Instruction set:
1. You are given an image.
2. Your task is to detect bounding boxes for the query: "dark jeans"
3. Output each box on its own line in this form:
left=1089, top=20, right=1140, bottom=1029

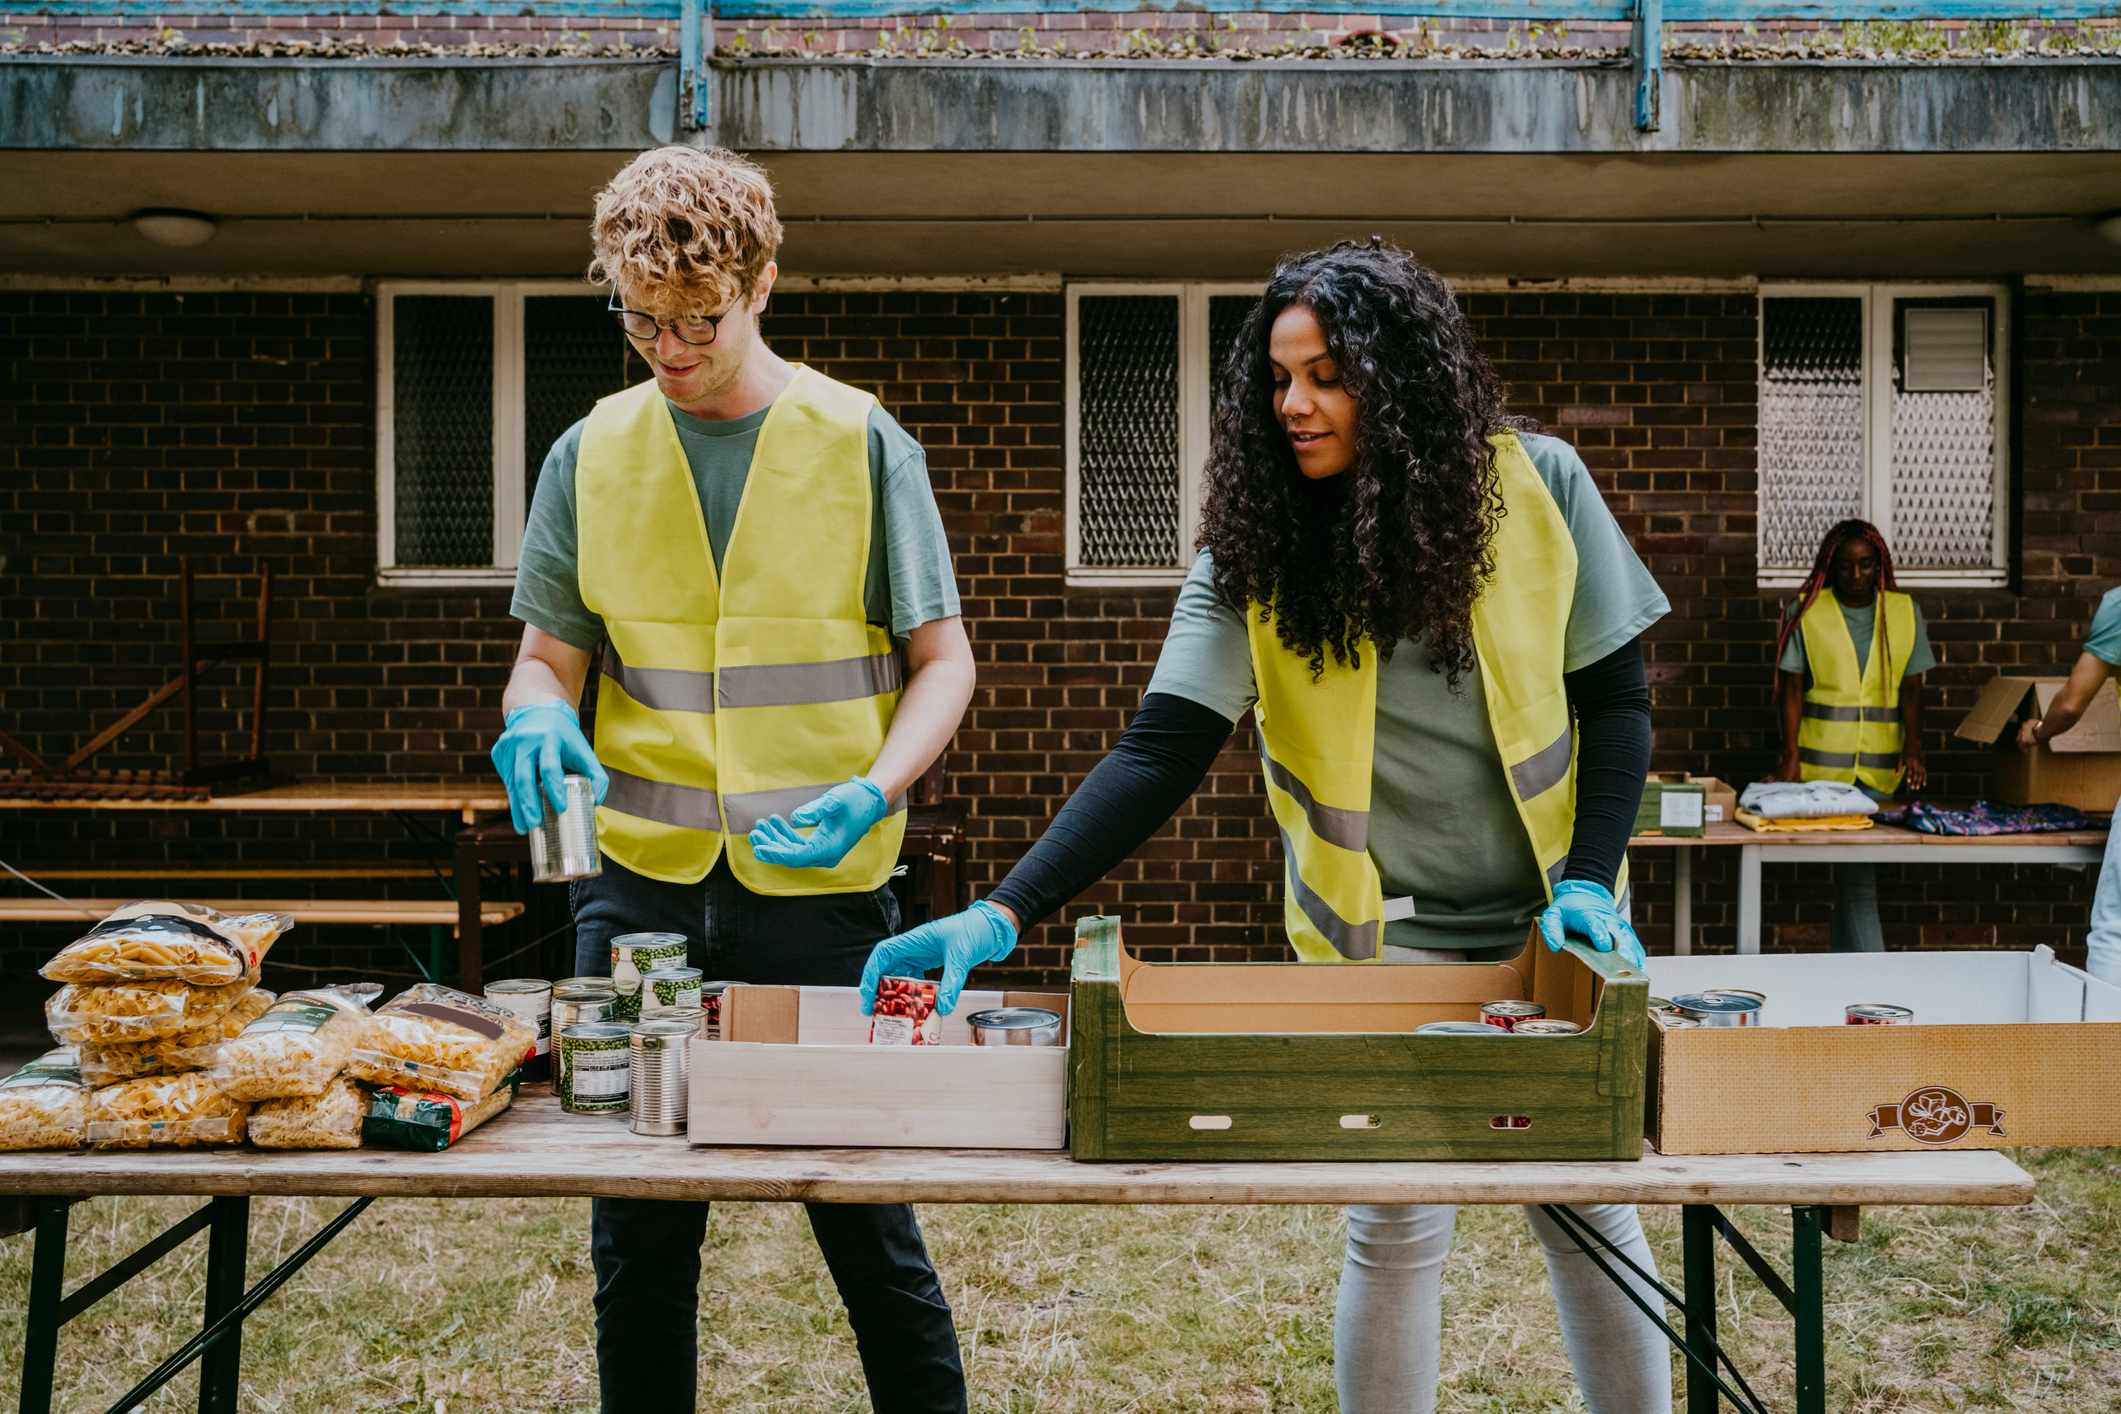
left=570, top=855, right=967, bottom=1414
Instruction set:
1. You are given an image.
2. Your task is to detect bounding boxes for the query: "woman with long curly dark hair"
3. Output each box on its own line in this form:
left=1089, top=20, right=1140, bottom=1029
left=861, top=240, right=1672, bottom=1411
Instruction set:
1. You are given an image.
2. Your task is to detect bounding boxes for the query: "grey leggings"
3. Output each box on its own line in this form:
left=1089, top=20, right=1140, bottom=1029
left=1335, top=1202, right=1673, bottom=1413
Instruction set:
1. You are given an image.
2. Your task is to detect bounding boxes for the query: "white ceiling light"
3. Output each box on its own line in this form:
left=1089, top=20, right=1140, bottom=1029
left=2095, top=212, right=2121, bottom=247
left=130, top=209, right=219, bottom=248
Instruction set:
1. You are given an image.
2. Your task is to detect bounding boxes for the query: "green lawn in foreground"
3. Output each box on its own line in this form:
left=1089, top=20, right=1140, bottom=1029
left=2, top=1148, right=2116, bottom=1412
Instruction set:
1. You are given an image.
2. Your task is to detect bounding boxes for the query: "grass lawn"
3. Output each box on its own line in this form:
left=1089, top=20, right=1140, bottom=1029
left=2, top=1148, right=2116, bottom=1412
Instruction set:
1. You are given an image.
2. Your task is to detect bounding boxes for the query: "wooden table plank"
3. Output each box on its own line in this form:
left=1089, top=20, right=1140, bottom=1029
left=0, top=1092, right=2036, bottom=1208
left=0, top=898, right=523, bottom=927
left=0, top=780, right=507, bottom=817
left=1630, top=821, right=2108, bottom=850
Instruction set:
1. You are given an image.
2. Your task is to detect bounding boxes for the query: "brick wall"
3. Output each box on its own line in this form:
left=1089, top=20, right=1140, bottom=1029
left=3, top=285, right=2114, bottom=984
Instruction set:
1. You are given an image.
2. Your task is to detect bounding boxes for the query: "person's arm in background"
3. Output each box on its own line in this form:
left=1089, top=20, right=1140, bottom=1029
left=2018, top=651, right=2117, bottom=751
left=1898, top=673, right=1928, bottom=792
left=1769, top=671, right=1805, bottom=782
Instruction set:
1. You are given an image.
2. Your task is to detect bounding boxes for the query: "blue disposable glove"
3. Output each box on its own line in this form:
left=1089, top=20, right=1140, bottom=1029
left=489, top=701, right=608, bottom=836
left=860, top=900, right=1019, bottom=1016
left=1537, top=879, right=1647, bottom=973
left=747, top=776, right=890, bottom=869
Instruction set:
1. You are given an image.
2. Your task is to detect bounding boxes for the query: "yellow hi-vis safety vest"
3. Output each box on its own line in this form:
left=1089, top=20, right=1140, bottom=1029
left=1246, top=432, right=1625, bottom=963
left=575, top=367, right=907, bottom=893
left=1795, top=588, right=1914, bottom=796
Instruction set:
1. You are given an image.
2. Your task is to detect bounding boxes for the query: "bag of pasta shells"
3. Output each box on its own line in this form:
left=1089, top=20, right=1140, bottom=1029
left=47, top=977, right=252, bottom=1045
left=41, top=902, right=290, bottom=986
left=211, top=984, right=379, bottom=1102
left=249, top=1075, right=366, bottom=1151
left=0, top=1047, right=88, bottom=1151
left=345, top=983, right=535, bottom=1102
left=76, top=988, right=277, bottom=1085
left=86, top=1072, right=250, bottom=1149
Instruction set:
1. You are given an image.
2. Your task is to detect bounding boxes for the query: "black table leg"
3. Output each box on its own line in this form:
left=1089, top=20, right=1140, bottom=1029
left=1793, top=1206, right=1827, bottom=1414
left=196, top=1196, right=249, bottom=1414
left=1683, top=1205, right=1719, bottom=1414
left=19, top=1198, right=68, bottom=1414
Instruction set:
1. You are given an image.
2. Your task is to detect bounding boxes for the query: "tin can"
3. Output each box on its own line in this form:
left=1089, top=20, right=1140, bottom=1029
left=965, top=1007, right=1063, bottom=1047
left=1846, top=1003, right=1914, bottom=1025
left=1414, top=1021, right=1508, bottom=1036
left=1654, top=1015, right=1702, bottom=1029
left=1647, top=996, right=1681, bottom=1015
left=551, top=980, right=617, bottom=1037
left=699, top=981, right=738, bottom=1041
left=610, top=933, right=688, bottom=1021
left=641, top=966, right=704, bottom=1023
left=1672, top=991, right=1763, bottom=1028
left=1721, top=988, right=1768, bottom=1022
left=527, top=774, right=602, bottom=884
left=1479, top=1000, right=1546, bottom=1032
left=484, top=978, right=553, bottom=1081
left=556, top=1022, right=631, bottom=1114
left=629, top=1018, right=696, bottom=1136
left=1514, top=1019, right=1583, bottom=1036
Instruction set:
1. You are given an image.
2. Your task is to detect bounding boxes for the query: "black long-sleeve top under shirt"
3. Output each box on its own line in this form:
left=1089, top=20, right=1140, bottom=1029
left=986, top=636, right=1653, bottom=931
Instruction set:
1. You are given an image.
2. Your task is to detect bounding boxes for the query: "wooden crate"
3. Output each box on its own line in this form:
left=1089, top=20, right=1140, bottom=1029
left=1068, top=915, right=1647, bottom=1162
left=689, top=984, right=1071, bottom=1150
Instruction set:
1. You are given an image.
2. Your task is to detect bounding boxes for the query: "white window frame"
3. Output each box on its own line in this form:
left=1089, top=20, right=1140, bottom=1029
left=375, top=278, right=604, bottom=588
left=1064, top=281, right=1262, bottom=588
left=1757, top=281, right=2011, bottom=591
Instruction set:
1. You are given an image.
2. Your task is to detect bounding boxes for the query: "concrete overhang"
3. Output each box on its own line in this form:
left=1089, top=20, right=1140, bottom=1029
left=4, top=55, right=2119, bottom=278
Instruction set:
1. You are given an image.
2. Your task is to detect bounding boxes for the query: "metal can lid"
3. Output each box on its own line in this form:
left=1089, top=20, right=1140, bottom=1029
left=1656, top=1016, right=1702, bottom=1028
left=485, top=978, right=553, bottom=997
left=1414, top=1021, right=1506, bottom=1035
left=1719, top=988, right=1767, bottom=1003
left=643, top=965, right=703, bottom=982
left=1847, top=1003, right=1913, bottom=1017
left=1647, top=996, right=1679, bottom=1012
left=553, top=983, right=617, bottom=1003
left=555, top=976, right=616, bottom=993
left=559, top=1022, right=631, bottom=1041
left=612, top=932, right=687, bottom=947
left=1480, top=1000, right=1545, bottom=1016
left=964, top=1007, right=1062, bottom=1030
left=699, top=980, right=738, bottom=996
left=630, top=1018, right=700, bottom=1038
left=1514, top=1020, right=1583, bottom=1035
left=1672, top=990, right=1763, bottom=1014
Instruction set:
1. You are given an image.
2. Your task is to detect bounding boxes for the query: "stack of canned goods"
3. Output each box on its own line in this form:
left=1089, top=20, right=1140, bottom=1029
left=1645, top=990, right=1917, bottom=1030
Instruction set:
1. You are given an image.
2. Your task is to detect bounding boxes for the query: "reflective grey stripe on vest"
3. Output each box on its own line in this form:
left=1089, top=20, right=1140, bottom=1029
left=1857, top=751, right=1901, bottom=770
left=603, top=644, right=715, bottom=715
left=1270, top=819, right=1378, bottom=961
left=1546, top=856, right=1568, bottom=889
left=1799, top=747, right=1857, bottom=769
left=1259, top=747, right=1368, bottom=852
left=1509, top=725, right=1575, bottom=802
left=603, top=767, right=723, bottom=832
left=723, top=783, right=910, bottom=835
left=718, top=653, right=904, bottom=710
left=1801, top=703, right=1896, bottom=724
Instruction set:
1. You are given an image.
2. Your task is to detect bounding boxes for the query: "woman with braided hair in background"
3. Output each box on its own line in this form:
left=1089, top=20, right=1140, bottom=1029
left=1765, top=518, right=1935, bottom=951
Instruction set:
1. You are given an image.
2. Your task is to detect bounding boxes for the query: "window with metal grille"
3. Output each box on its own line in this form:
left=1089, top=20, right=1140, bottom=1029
left=1757, top=284, right=2010, bottom=589
left=377, top=282, right=633, bottom=587
left=1066, top=284, right=1262, bottom=586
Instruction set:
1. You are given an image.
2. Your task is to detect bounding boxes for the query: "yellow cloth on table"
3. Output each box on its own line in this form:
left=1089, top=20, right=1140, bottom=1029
left=1735, top=810, right=1876, bottom=833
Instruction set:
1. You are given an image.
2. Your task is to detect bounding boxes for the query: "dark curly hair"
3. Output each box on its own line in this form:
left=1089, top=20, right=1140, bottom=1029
left=1199, top=238, right=1519, bottom=686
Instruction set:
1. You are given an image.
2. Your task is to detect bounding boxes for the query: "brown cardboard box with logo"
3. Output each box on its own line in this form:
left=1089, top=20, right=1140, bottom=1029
left=1646, top=948, right=2121, bottom=1155
left=1954, top=675, right=2121, bottom=812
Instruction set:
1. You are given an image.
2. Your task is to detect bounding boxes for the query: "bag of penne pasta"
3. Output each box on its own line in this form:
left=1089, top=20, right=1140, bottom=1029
left=41, top=902, right=291, bottom=986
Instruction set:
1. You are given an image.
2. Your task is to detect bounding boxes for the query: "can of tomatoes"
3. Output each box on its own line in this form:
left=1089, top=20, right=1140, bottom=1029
left=1846, top=1003, right=1914, bottom=1025
left=1479, top=1000, right=1546, bottom=1032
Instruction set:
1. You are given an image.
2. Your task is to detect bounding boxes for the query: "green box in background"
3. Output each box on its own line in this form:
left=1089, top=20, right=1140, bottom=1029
left=1635, top=775, right=1706, bottom=837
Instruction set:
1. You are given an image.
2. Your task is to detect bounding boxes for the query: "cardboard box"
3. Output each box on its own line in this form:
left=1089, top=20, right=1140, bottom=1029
left=1647, top=947, right=2121, bottom=1155
left=688, top=985, right=1070, bottom=1149
left=1636, top=774, right=1707, bottom=836
left=1954, top=675, right=2121, bottom=812
left=1069, top=915, right=1648, bottom=1162
left=1690, top=775, right=1739, bottom=826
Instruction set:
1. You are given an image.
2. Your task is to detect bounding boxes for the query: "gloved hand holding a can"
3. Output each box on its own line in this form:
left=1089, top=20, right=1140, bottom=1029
left=490, top=700, right=610, bottom=835
left=859, top=900, right=1019, bottom=1016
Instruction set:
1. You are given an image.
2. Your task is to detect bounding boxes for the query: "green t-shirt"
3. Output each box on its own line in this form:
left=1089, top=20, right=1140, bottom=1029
left=1145, top=433, right=1670, bottom=953
left=2085, top=588, right=2121, bottom=667
left=1777, top=596, right=1935, bottom=682
left=510, top=397, right=960, bottom=651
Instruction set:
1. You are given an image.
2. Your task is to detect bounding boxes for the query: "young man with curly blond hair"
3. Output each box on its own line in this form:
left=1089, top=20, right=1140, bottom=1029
left=490, top=145, right=975, bottom=1413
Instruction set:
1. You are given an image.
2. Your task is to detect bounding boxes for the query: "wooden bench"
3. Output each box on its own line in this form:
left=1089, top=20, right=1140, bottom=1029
left=0, top=897, right=522, bottom=930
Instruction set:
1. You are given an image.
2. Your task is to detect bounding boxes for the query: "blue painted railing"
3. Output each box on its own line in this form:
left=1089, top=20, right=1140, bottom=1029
left=12, top=0, right=2114, bottom=136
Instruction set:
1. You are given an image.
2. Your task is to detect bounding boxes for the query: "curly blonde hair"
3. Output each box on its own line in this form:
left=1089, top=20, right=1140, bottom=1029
left=587, top=146, right=783, bottom=316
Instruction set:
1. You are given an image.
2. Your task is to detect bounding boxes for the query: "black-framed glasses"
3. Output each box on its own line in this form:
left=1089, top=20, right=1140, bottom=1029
left=608, top=293, right=730, bottom=347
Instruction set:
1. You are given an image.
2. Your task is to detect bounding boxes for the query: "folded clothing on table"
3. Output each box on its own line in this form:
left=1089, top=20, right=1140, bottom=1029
left=1738, top=781, right=1882, bottom=820
left=1873, top=800, right=2103, bottom=837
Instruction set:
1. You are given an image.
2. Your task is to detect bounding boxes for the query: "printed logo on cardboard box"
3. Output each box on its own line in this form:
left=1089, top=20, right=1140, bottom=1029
left=1867, top=1086, right=2006, bottom=1144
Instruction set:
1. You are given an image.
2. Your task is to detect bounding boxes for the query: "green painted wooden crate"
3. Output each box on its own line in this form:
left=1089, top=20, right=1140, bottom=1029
left=1068, top=915, right=1648, bottom=1162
